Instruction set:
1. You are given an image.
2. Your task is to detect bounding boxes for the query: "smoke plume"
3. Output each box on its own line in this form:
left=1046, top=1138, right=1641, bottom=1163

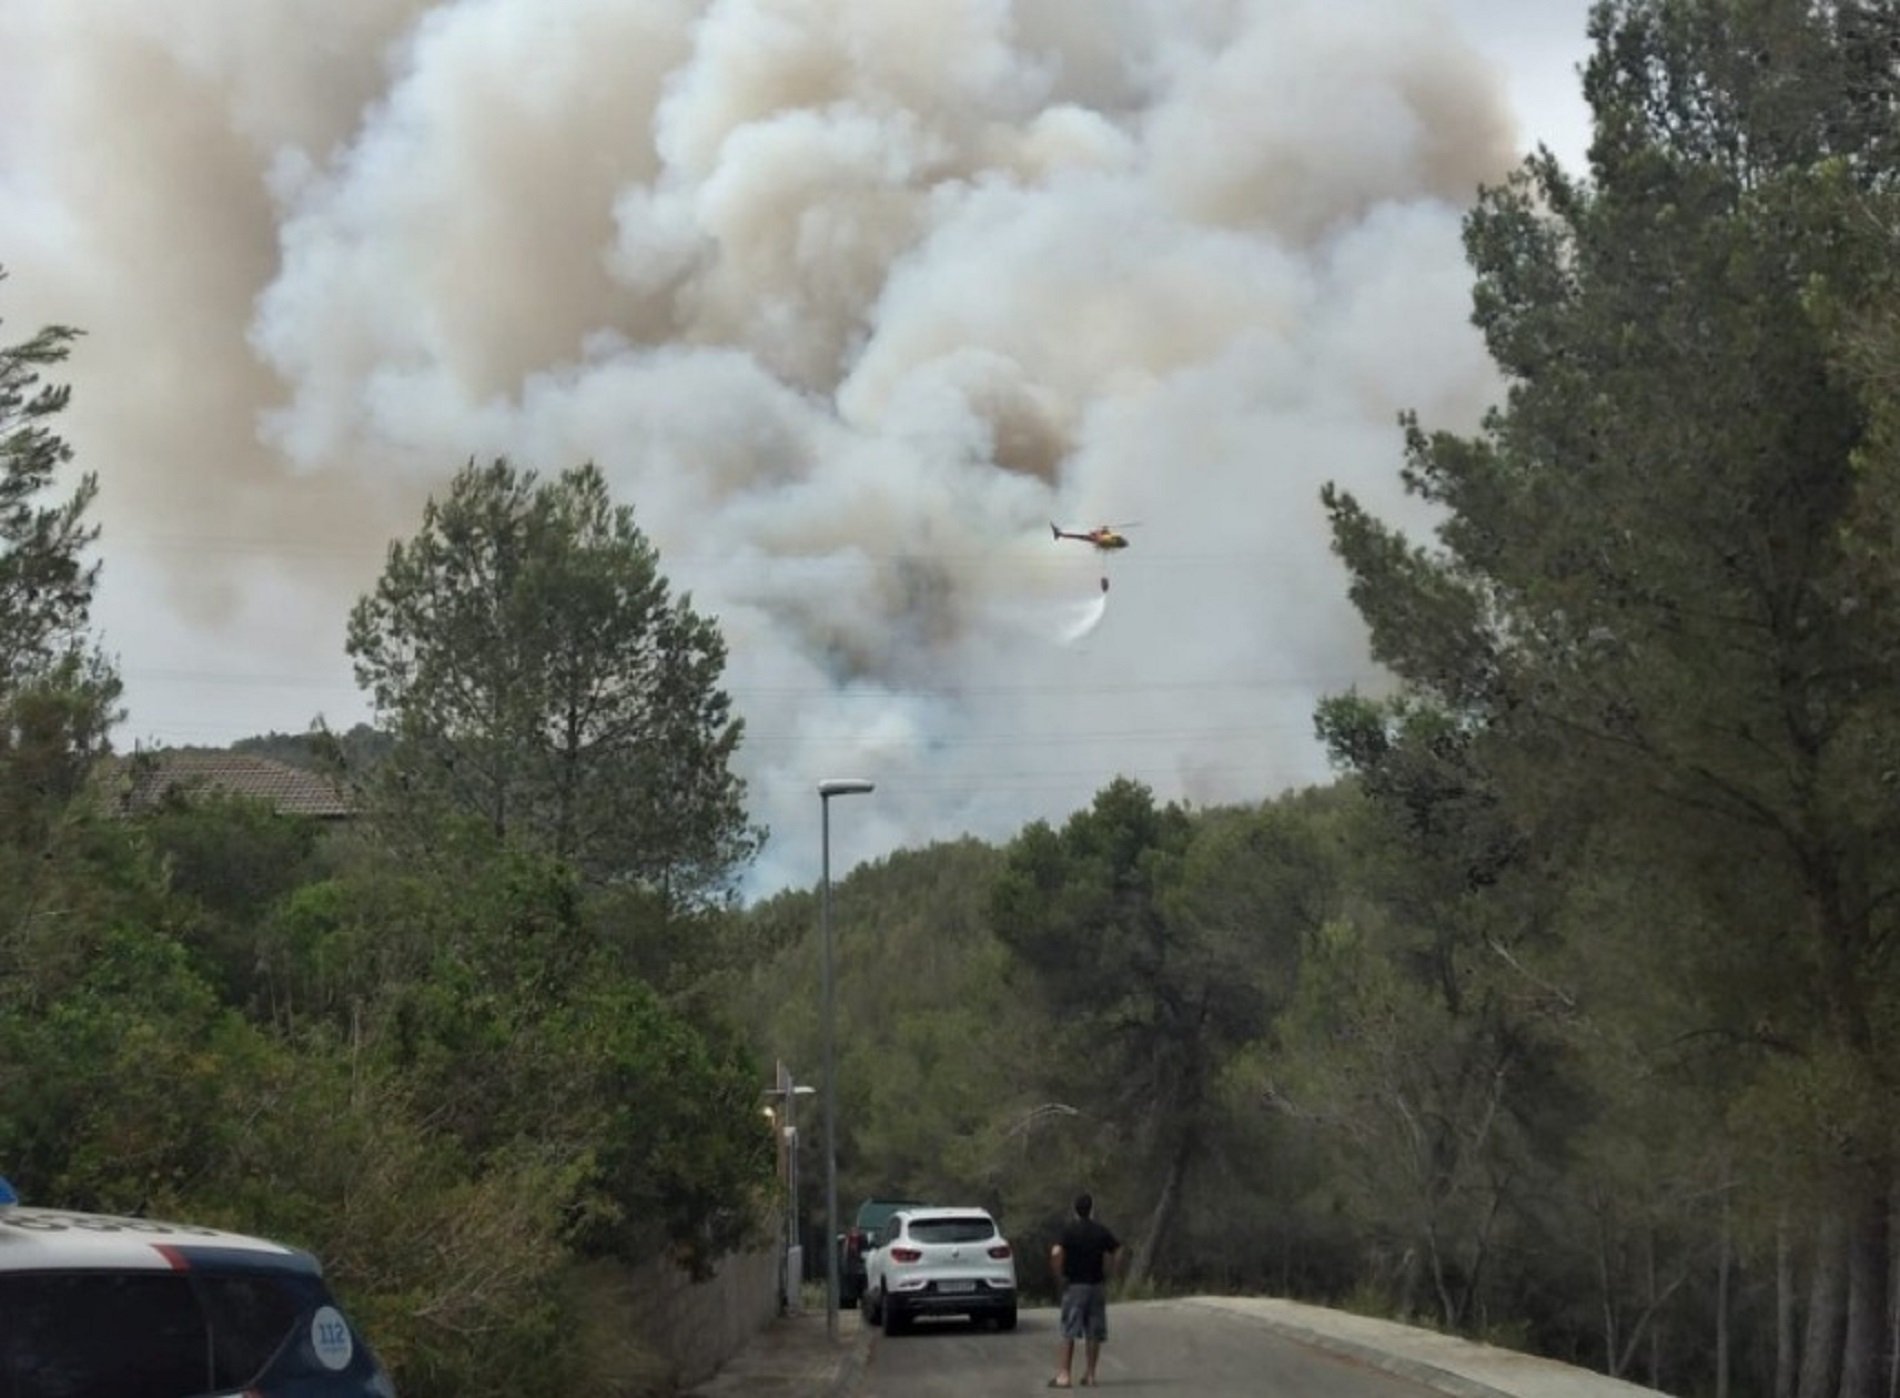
left=0, top=0, right=1585, bottom=891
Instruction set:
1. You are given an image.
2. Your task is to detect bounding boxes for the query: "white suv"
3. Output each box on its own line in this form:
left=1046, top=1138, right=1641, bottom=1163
left=862, top=1206, right=1018, bottom=1335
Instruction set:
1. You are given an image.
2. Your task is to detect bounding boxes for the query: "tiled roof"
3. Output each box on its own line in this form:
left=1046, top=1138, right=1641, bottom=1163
left=110, top=751, right=355, bottom=819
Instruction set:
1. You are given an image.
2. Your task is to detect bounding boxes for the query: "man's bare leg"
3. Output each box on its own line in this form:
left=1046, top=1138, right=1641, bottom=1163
left=1084, top=1339, right=1101, bottom=1384
left=1052, top=1338, right=1075, bottom=1386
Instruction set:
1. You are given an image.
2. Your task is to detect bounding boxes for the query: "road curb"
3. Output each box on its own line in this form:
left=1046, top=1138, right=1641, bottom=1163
left=830, top=1321, right=876, bottom=1397
left=1176, top=1297, right=1675, bottom=1398
left=1177, top=1299, right=1518, bottom=1398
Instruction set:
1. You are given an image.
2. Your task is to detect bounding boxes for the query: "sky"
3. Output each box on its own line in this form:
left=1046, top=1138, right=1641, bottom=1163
left=0, top=0, right=1597, bottom=894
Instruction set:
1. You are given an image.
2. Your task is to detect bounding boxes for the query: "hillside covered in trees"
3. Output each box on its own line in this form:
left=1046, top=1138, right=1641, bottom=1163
left=3, top=4, right=1898, bottom=1398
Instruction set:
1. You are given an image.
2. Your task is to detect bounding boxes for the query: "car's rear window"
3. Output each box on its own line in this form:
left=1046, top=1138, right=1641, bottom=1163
left=0, top=1266, right=363, bottom=1396
left=205, top=1267, right=365, bottom=1387
left=199, top=1270, right=310, bottom=1384
left=908, top=1217, right=996, bottom=1244
left=0, top=1271, right=210, bottom=1397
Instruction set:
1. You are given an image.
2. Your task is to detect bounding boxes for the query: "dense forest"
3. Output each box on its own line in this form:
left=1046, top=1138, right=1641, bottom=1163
left=3, top=4, right=1898, bottom=1398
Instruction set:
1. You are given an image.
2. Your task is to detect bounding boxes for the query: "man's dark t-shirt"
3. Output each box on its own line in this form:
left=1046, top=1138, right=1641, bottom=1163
left=1058, top=1217, right=1120, bottom=1285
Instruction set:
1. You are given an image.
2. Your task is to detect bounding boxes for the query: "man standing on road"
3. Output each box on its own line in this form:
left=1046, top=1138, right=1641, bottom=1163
left=1048, top=1192, right=1121, bottom=1389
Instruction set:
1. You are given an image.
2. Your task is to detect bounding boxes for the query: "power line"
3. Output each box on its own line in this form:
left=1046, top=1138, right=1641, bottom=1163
left=104, top=530, right=1304, bottom=571
left=116, top=715, right=1326, bottom=748
left=118, top=666, right=1375, bottom=696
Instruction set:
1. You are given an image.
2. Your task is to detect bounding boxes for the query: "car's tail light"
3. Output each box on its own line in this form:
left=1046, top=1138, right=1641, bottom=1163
left=988, top=1244, right=1012, bottom=1259
left=889, top=1246, right=923, bottom=1263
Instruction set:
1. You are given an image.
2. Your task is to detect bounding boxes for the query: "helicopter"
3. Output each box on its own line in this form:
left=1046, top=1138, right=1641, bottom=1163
left=1051, top=521, right=1138, bottom=552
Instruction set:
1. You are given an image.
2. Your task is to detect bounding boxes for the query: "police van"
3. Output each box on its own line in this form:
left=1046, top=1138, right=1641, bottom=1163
left=0, top=1177, right=397, bottom=1397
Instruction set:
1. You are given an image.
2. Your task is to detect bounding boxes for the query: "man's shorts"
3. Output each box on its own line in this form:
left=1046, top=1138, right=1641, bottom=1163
left=1060, top=1282, right=1109, bottom=1342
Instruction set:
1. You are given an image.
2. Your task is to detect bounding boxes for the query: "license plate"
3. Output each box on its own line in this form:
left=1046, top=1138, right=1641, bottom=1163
left=936, top=1280, right=974, bottom=1293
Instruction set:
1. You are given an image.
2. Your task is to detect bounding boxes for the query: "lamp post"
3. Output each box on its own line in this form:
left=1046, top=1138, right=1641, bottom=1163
left=762, top=1066, right=816, bottom=1313
left=818, top=777, right=874, bottom=1341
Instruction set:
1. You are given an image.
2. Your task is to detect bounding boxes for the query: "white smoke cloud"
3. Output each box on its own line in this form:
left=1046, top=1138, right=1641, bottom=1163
left=0, top=0, right=1594, bottom=893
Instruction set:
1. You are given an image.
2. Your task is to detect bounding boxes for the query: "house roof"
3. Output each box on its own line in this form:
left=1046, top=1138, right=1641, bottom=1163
left=110, top=751, right=355, bottom=819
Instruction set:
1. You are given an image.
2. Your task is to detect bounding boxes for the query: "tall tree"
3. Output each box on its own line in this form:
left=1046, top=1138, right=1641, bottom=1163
left=1265, top=749, right=1582, bottom=1337
left=0, top=267, right=119, bottom=844
left=0, top=270, right=95, bottom=687
left=347, top=459, right=760, bottom=905
left=0, top=267, right=123, bottom=1047
left=1320, top=3, right=1900, bottom=1394
left=991, top=780, right=1276, bottom=1284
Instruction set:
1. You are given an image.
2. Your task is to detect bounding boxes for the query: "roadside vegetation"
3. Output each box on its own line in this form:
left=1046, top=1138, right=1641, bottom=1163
left=0, top=342, right=775, bottom=1395
left=2, top=5, right=1897, bottom=1398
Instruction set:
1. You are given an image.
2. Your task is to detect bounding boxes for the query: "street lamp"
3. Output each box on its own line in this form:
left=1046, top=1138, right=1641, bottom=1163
left=818, top=777, right=874, bottom=1342
left=761, top=1069, right=816, bottom=1313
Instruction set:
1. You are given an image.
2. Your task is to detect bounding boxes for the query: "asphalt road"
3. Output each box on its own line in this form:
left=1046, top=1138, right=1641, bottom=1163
left=858, top=1298, right=1446, bottom=1397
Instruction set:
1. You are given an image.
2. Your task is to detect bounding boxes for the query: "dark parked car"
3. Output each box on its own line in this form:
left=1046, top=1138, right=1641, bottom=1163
left=0, top=1176, right=397, bottom=1396
left=839, top=1196, right=926, bottom=1308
